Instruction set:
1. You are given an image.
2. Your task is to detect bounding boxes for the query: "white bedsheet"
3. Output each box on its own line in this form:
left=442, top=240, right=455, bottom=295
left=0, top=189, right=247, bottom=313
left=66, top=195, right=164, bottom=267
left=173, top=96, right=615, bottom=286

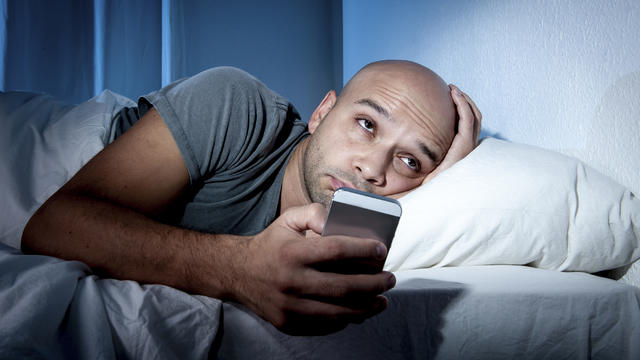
left=0, top=242, right=221, bottom=359
left=215, top=266, right=640, bottom=359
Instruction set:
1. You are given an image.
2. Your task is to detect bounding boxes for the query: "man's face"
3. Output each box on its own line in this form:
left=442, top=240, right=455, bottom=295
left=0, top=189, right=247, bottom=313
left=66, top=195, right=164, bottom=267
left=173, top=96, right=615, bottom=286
left=302, top=65, right=455, bottom=207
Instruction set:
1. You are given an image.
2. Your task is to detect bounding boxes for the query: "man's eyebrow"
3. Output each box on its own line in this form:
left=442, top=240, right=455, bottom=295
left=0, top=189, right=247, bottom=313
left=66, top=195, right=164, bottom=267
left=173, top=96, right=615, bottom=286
left=419, top=142, right=438, bottom=163
left=354, top=98, right=391, bottom=119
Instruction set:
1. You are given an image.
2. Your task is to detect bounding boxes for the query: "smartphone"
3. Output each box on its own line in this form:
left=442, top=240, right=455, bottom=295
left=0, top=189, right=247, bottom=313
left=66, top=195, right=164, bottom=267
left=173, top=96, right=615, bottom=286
left=322, top=187, right=402, bottom=249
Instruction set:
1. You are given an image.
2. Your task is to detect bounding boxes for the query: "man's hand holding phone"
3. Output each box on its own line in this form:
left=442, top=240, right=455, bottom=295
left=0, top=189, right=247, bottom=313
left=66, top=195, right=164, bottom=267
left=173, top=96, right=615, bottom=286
left=230, top=202, right=396, bottom=335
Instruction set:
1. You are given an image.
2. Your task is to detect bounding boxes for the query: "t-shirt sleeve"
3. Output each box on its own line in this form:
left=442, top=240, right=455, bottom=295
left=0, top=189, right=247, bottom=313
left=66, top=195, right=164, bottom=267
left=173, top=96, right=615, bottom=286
left=138, top=67, right=294, bottom=184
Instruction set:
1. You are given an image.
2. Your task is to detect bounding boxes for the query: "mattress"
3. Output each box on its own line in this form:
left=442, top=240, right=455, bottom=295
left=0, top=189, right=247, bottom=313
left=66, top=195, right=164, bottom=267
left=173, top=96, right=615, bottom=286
left=214, top=265, right=640, bottom=359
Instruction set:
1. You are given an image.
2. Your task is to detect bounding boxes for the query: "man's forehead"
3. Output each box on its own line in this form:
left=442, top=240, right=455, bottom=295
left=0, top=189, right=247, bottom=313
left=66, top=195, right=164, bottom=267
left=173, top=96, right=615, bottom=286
left=347, top=71, right=442, bottom=119
left=345, top=61, right=453, bottom=117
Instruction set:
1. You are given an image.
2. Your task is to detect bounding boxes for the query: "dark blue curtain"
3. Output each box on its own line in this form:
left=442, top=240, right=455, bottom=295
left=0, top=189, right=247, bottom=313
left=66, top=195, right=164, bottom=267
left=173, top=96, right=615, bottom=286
left=0, top=0, right=342, bottom=120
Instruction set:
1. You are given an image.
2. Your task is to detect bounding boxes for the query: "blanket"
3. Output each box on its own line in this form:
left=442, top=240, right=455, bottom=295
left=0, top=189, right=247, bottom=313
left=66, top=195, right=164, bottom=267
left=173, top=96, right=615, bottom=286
left=0, top=243, right=221, bottom=359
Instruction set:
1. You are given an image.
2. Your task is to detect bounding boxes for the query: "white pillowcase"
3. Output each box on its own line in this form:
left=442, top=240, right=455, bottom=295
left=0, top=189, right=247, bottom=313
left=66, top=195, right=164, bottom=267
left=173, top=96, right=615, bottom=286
left=385, top=137, right=640, bottom=273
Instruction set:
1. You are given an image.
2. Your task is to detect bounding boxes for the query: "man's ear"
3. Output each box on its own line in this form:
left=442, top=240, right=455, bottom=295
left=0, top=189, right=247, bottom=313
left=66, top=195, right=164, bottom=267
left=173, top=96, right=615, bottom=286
left=308, top=90, right=337, bottom=134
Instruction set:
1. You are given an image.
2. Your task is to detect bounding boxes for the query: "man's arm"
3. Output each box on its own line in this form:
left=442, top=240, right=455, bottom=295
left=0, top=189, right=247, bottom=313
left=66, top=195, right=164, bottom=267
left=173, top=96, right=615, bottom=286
left=22, top=109, right=198, bottom=286
left=22, top=108, right=393, bottom=335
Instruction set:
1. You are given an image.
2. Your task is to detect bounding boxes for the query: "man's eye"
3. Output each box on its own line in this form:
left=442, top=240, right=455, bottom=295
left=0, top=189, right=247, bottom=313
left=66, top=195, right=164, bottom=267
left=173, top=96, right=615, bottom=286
left=357, top=119, right=374, bottom=133
left=401, top=156, right=419, bottom=171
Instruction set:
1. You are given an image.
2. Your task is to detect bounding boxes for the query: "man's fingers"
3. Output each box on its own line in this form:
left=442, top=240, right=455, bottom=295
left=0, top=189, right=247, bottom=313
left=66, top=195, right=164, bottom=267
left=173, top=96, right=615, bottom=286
left=301, top=270, right=396, bottom=299
left=464, top=91, right=482, bottom=145
left=449, top=85, right=475, bottom=141
left=295, top=294, right=388, bottom=319
left=458, top=87, right=482, bottom=124
left=277, top=206, right=388, bottom=265
left=302, top=235, right=387, bottom=264
left=276, top=295, right=389, bottom=335
left=281, top=203, right=327, bottom=234
left=290, top=295, right=388, bottom=316
left=450, top=84, right=481, bottom=119
left=450, top=84, right=482, bottom=145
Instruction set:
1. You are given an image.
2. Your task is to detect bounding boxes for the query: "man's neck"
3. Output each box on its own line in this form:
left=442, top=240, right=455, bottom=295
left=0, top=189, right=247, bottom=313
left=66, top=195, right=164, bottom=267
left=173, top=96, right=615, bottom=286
left=280, top=137, right=312, bottom=214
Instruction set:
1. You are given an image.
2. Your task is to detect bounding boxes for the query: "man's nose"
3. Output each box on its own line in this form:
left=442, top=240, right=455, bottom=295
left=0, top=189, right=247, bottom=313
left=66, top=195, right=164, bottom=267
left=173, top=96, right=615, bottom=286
left=353, top=152, right=387, bottom=187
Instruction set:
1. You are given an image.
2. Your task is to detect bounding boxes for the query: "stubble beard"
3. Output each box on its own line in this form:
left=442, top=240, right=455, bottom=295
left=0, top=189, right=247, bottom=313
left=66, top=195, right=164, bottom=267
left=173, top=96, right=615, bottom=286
left=302, top=135, right=332, bottom=208
left=302, top=133, right=374, bottom=208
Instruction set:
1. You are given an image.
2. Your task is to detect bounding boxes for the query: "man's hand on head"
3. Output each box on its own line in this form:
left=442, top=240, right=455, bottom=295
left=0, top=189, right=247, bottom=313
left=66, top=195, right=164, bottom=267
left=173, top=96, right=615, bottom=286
left=389, top=85, right=482, bottom=200
left=421, top=84, right=482, bottom=185
left=229, top=203, right=395, bottom=336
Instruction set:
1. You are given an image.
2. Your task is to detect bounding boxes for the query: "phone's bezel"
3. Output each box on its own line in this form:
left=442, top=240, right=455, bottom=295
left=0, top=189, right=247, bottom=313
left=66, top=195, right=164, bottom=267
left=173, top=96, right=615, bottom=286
left=330, top=187, right=402, bottom=217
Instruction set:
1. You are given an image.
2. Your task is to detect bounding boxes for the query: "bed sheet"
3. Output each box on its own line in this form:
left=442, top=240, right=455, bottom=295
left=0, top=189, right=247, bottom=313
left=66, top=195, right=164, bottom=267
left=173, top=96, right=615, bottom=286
left=0, top=242, right=221, bottom=359
left=214, top=265, right=640, bottom=360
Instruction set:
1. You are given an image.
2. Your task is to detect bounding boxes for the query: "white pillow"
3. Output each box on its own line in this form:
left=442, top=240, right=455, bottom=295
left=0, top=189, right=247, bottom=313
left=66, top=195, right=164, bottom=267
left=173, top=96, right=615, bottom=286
left=385, top=137, right=640, bottom=273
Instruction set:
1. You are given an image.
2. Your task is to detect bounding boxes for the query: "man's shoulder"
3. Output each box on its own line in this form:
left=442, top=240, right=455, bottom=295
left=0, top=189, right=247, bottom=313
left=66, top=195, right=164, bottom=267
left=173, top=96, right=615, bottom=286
left=189, top=67, right=282, bottom=103
left=195, top=66, right=259, bottom=86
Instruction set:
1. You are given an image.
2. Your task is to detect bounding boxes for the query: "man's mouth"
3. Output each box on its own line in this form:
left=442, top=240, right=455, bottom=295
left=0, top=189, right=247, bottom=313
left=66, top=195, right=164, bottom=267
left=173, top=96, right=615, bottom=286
left=329, top=176, right=356, bottom=191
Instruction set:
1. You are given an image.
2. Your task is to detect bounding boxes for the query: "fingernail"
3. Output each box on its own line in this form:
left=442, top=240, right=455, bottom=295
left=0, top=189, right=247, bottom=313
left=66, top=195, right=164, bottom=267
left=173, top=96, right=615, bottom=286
left=376, top=296, right=388, bottom=311
left=376, top=244, right=387, bottom=259
left=453, top=87, right=462, bottom=96
left=387, top=274, right=396, bottom=289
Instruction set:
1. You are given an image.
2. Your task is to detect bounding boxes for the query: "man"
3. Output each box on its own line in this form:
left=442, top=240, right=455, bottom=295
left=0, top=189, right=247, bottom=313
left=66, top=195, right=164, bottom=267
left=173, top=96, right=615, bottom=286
left=22, top=60, right=481, bottom=335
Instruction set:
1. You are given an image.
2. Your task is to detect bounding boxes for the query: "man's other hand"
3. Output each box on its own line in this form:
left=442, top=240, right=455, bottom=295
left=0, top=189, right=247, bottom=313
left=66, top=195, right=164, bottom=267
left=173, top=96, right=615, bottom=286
left=421, top=84, right=482, bottom=185
left=389, top=85, right=481, bottom=200
left=230, top=203, right=396, bottom=335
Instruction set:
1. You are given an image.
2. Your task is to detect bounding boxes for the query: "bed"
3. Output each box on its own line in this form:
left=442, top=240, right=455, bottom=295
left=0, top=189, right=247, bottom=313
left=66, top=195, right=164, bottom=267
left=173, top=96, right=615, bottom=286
left=1, top=90, right=639, bottom=359
left=218, top=266, right=640, bottom=359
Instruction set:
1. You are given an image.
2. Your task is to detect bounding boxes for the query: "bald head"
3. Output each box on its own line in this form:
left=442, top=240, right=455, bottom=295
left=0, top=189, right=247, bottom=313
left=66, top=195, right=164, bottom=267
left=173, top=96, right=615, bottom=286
left=300, top=60, right=458, bottom=205
left=339, top=60, right=456, bottom=160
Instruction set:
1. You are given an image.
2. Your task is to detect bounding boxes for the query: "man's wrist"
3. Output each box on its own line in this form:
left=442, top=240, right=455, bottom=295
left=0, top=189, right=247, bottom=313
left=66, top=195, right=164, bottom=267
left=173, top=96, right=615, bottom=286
left=178, top=231, right=251, bottom=301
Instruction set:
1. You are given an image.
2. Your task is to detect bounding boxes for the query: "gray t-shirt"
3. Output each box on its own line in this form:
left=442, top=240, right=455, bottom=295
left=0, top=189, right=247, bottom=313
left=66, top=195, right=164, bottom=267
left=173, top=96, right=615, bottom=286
left=138, top=67, right=309, bottom=236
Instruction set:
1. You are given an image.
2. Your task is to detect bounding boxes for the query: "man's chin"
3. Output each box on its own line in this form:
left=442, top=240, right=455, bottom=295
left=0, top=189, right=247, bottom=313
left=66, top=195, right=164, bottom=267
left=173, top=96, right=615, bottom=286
left=320, top=191, right=334, bottom=209
left=309, top=189, right=333, bottom=209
